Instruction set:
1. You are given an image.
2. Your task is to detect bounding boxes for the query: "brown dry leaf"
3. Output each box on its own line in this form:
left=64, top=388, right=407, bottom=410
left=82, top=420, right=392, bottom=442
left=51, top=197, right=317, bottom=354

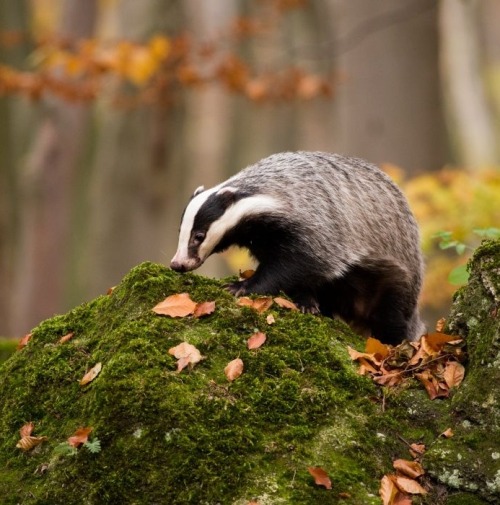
left=19, top=422, right=34, bottom=438
left=239, top=269, right=255, bottom=280
left=422, top=332, right=457, bottom=354
left=16, top=435, right=48, bottom=451
left=168, top=342, right=203, bottom=372
left=415, top=370, right=448, bottom=400
left=225, top=358, right=244, bottom=381
left=441, top=428, right=454, bottom=438
left=152, top=293, right=197, bottom=318
left=106, top=286, right=116, bottom=295
left=435, top=317, right=446, bottom=332
left=409, top=443, right=426, bottom=459
left=273, top=296, right=299, bottom=311
left=59, top=332, right=74, bottom=344
left=373, top=372, right=403, bottom=387
left=68, top=427, right=93, bottom=448
left=307, top=466, right=332, bottom=490
left=347, top=346, right=381, bottom=367
left=17, top=333, right=32, bottom=350
left=237, top=296, right=273, bottom=313
left=80, top=362, right=102, bottom=386
left=394, top=476, right=427, bottom=495
left=443, top=361, right=465, bottom=389
left=193, top=301, right=216, bottom=318
left=247, top=332, right=267, bottom=350
left=357, top=358, right=380, bottom=375
left=393, top=459, right=425, bottom=479
left=365, top=337, right=390, bottom=359
left=379, top=475, right=398, bottom=505
left=407, top=342, right=428, bottom=366
left=266, top=314, right=275, bottom=325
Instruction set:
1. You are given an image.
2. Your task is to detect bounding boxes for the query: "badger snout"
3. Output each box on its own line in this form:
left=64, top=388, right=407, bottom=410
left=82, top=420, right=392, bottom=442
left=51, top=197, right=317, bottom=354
left=170, top=260, right=188, bottom=273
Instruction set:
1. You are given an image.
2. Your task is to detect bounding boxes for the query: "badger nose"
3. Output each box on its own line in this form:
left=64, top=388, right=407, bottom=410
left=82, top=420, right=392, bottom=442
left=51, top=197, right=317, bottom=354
left=170, top=261, right=187, bottom=273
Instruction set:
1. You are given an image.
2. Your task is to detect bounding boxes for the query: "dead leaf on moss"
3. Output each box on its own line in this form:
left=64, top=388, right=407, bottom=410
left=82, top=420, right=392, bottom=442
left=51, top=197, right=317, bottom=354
left=17, top=333, right=32, bottom=350
left=394, top=476, right=427, bottom=495
left=380, top=475, right=398, bottom=505
left=409, top=443, right=426, bottom=459
left=80, top=362, right=102, bottom=386
left=168, top=342, right=204, bottom=372
left=393, top=459, right=425, bottom=479
left=443, top=361, right=465, bottom=389
left=16, top=422, right=48, bottom=452
left=193, top=301, right=216, bottom=318
left=307, top=466, right=332, bottom=490
left=266, top=314, right=275, bottom=325
left=225, top=358, right=244, bottom=381
left=365, top=337, right=390, bottom=359
left=237, top=296, right=273, bottom=313
left=68, top=427, right=93, bottom=448
left=59, top=332, right=74, bottom=344
left=247, top=331, right=266, bottom=350
left=440, top=428, right=454, bottom=438
left=273, top=296, right=298, bottom=311
left=152, top=293, right=197, bottom=317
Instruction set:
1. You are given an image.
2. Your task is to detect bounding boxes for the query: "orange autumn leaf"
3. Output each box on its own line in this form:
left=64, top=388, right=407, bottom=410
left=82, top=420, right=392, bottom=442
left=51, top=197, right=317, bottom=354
left=435, top=317, right=446, bottom=332
left=443, top=361, right=465, bottom=389
left=393, top=459, right=425, bottom=479
left=409, top=443, right=426, bottom=459
left=237, top=296, right=273, bottom=313
left=347, top=346, right=381, bottom=366
left=239, top=269, right=255, bottom=280
left=80, top=362, right=102, bottom=386
left=17, top=333, right=32, bottom=350
left=266, top=314, right=275, bottom=325
left=273, top=296, right=299, bottom=311
left=16, top=435, right=48, bottom=451
left=308, top=466, right=332, bottom=490
left=422, top=332, right=457, bottom=354
left=394, top=476, right=427, bottom=495
left=380, top=475, right=398, bottom=505
left=441, top=427, right=454, bottom=438
left=193, top=301, right=216, bottom=318
left=68, top=427, right=93, bottom=448
left=153, top=293, right=197, bottom=318
left=365, top=337, right=390, bottom=359
left=168, top=342, right=203, bottom=372
left=19, top=422, right=34, bottom=438
left=247, top=331, right=266, bottom=350
left=225, top=358, right=244, bottom=381
left=59, top=332, right=74, bottom=344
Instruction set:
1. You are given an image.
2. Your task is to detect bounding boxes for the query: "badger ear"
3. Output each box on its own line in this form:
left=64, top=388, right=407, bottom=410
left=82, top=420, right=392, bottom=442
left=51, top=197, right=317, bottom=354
left=216, top=186, right=239, bottom=207
left=193, top=185, right=205, bottom=197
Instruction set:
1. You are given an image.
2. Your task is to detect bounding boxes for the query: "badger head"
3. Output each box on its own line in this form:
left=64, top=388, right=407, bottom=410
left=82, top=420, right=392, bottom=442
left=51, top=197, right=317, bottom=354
left=170, top=184, right=279, bottom=272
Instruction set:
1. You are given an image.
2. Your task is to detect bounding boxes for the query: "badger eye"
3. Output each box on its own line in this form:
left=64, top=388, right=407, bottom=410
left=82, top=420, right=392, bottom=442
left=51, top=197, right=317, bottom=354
left=193, top=232, right=205, bottom=244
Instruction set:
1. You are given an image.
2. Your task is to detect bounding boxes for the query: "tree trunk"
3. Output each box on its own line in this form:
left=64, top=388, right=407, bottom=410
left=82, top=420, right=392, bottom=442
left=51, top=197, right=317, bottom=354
left=11, top=0, right=97, bottom=335
left=439, top=0, right=498, bottom=167
left=331, top=0, right=446, bottom=174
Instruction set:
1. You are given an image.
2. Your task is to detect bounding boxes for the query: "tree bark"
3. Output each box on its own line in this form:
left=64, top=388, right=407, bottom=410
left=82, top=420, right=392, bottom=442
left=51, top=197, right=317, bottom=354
left=11, top=0, right=97, bottom=335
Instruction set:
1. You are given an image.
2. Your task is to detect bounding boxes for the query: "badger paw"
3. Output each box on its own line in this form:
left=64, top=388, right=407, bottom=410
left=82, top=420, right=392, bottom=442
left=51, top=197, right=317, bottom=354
left=294, top=295, right=321, bottom=315
left=225, top=280, right=248, bottom=297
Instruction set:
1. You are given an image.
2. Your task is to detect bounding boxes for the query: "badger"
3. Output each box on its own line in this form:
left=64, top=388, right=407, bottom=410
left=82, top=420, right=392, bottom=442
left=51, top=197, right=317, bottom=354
left=171, top=151, right=425, bottom=344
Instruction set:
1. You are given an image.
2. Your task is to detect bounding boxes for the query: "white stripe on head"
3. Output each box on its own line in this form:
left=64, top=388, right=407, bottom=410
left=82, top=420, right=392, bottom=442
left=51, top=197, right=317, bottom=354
left=198, top=194, right=281, bottom=261
left=171, top=185, right=221, bottom=266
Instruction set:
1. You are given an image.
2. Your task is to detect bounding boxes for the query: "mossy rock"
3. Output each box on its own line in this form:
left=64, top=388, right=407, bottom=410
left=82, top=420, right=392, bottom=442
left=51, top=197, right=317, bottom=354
left=0, top=244, right=499, bottom=504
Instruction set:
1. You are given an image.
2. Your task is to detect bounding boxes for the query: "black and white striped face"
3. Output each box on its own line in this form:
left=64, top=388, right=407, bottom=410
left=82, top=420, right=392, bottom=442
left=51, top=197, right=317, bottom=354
left=170, top=184, right=279, bottom=272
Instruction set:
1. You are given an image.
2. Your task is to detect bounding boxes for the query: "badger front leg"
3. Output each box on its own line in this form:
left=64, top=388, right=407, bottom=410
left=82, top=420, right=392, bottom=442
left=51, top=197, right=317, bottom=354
left=226, top=262, right=321, bottom=314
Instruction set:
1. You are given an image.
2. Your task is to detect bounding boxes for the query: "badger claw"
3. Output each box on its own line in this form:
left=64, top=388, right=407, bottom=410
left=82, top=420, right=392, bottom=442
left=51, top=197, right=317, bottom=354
left=225, top=281, right=248, bottom=297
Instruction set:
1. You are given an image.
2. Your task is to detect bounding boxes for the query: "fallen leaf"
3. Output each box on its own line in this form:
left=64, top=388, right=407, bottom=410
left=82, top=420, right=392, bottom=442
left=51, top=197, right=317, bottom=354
left=440, top=428, right=454, bottom=438
left=394, top=476, right=427, bottom=495
left=393, top=459, right=425, bottom=479
left=435, top=317, right=446, bottom=332
left=365, top=337, right=390, bottom=359
left=16, top=435, right=48, bottom=451
left=237, top=296, right=273, bottom=313
left=422, top=332, right=457, bottom=354
left=273, top=296, right=299, bottom=311
left=409, top=443, right=426, bottom=458
left=193, top=301, right=216, bottom=318
left=307, top=466, right=332, bottom=490
left=17, top=333, right=32, bottom=350
left=80, top=362, right=102, bottom=386
left=168, top=342, right=203, bottom=372
left=347, top=346, right=381, bottom=366
left=19, top=422, right=34, bottom=438
left=106, top=286, right=116, bottom=295
left=247, top=332, right=266, bottom=350
left=373, top=372, right=403, bottom=387
left=225, top=358, right=244, bottom=381
left=59, top=332, right=74, bottom=344
left=152, top=293, right=197, bottom=317
left=68, top=427, right=93, bottom=448
left=393, top=493, right=412, bottom=505
left=266, top=314, right=275, bottom=325
left=415, top=370, right=448, bottom=400
left=443, top=361, right=465, bottom=389
left=380, top=475, right=398, bottom=505
left=239, top=269, right=255, bottom=279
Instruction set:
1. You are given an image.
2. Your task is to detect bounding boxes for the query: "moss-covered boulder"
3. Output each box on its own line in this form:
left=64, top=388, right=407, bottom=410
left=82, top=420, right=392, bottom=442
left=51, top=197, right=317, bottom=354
left=0, top=242, right=499, bottom=504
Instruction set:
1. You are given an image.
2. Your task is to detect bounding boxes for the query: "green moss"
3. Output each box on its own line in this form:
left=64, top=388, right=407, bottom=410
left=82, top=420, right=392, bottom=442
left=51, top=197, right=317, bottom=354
left=0, top=258, right=497, bottom=503
left=0, top=339, right=17, bottom=364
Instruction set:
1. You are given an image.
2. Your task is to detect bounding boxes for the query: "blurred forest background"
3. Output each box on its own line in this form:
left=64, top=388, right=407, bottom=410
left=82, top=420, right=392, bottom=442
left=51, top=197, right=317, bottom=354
left=1, top=0, right=500, bottom=339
